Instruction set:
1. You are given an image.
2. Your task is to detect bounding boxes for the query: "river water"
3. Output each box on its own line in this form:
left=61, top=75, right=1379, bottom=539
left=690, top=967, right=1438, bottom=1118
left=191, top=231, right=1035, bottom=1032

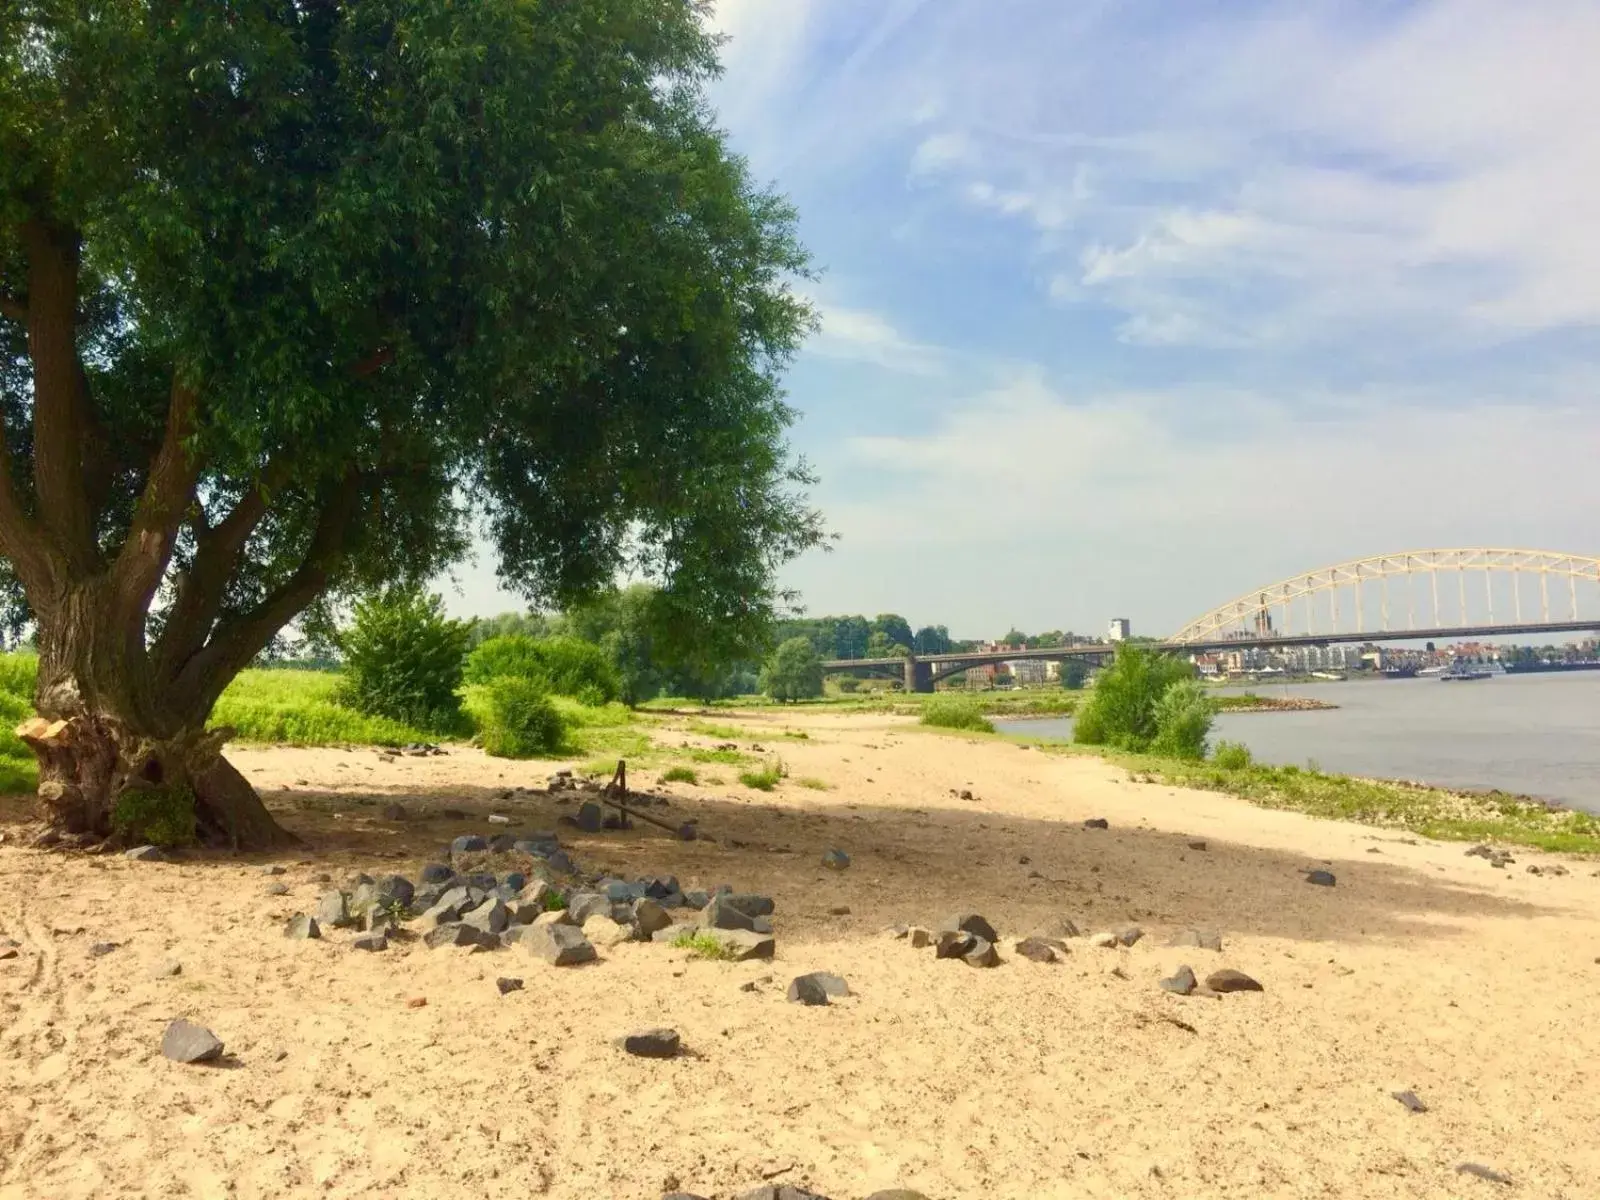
left=993, top=672, right=1600, bottom=814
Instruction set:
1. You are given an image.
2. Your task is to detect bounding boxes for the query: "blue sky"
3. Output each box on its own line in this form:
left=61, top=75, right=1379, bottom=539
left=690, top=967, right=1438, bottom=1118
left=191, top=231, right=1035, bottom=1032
left=449, top=0, right=1600, bottom=639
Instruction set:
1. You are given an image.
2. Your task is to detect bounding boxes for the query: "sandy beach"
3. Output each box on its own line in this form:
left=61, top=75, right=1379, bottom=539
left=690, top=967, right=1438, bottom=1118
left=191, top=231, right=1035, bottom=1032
left=2, top=708, right=1597, bottom=1199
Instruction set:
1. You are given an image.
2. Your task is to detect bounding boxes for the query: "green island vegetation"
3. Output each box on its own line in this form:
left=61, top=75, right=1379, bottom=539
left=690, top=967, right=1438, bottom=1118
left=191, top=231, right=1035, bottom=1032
left=918, top=694, right=996, bottom=734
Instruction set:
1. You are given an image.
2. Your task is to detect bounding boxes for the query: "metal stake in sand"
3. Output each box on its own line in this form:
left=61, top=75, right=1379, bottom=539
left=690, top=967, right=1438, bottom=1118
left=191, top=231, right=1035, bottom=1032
left=601, top=760, right=705, bottom=842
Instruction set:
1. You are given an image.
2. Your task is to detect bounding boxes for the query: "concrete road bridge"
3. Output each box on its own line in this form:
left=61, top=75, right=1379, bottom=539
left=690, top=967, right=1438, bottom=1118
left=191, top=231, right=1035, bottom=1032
left=823, top=548, right=1600, bottom=692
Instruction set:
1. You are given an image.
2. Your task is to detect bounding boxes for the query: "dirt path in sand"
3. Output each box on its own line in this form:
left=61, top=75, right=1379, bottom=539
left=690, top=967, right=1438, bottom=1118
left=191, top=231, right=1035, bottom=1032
left=1, top=709, right=1597, bottom=1199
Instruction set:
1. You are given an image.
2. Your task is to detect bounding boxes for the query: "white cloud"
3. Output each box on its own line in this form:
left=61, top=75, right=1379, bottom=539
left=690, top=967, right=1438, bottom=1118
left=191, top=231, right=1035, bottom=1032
left=806, top=299, right=946, bottom=375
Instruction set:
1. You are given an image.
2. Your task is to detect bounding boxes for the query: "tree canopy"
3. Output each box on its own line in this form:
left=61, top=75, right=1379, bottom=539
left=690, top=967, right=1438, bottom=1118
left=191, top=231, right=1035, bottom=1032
left=761, top=636, right=823, bottom=703
left=0, top=1, right=823, bottom=845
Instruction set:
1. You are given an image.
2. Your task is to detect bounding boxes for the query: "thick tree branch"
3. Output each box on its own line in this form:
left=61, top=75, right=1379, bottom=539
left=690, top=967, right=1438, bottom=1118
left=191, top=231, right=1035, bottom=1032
left=110, top=378, right=201, bottom=620
left=0, top=435, right=57, bottom=599
left=151, top=456, right=293, bottom=680
left=172, top=471, right=365, bottom=718
left=349, top=345, right=394, bottom=377
left=21, top=220, right=97, bottom=568
left=0, top=294, right=25, bottom=323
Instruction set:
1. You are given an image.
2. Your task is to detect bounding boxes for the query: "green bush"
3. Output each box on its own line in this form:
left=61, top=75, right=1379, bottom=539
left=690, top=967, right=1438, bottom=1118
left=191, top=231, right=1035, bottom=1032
left=1213, top=740, right=1253, bottom=770
left=919, top=694, right=994, bottom=734
left=463, top=635, right=620, bottom=702
left=661, top=765, right=699, bottom=784
left=480, top=677, right=568, bottom=759
left=336, top=589, right=469, bottom=731
left=1074, top=644, right=1194, bottom=752
left=1149, top=680, right=1215, bottom=761
left=111, top=784, right=197, bottom=847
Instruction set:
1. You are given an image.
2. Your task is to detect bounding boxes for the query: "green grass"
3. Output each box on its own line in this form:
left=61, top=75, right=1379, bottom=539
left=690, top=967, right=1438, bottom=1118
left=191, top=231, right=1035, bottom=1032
left=0, top=653, right=39, bottom=793
left=738, top=759, right=786, bottom=791
left=670, top=929, right=742, bottom=961
left=215, top=670, right=441, bottom=745
left=661, top=765, right=699, bottom=785
left=684, top=718, right=746, bottom=741
left=795, top=776, right=830, bottom=791
left=687, top=746, right=753, bottom=765
left=1026, top=737, right=1600, bottom=855
left=919, top=694, right=995, bottom=734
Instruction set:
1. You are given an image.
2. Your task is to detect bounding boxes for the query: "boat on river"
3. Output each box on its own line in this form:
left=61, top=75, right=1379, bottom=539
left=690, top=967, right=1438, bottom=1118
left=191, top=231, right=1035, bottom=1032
left=1440, top=664, right=1493, bottom=681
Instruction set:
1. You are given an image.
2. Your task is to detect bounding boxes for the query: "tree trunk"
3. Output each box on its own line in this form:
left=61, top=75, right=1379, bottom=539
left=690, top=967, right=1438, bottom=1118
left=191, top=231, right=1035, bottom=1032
left=21, top=585, right=296, bottom=851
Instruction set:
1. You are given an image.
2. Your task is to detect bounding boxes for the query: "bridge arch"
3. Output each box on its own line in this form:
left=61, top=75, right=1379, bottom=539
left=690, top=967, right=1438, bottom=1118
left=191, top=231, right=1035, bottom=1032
left=1171, top=548, right=1600, bottom=645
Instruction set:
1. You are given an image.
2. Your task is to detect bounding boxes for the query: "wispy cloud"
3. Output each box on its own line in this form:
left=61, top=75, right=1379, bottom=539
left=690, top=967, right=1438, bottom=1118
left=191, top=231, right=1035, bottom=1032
left=805, top=299, right=947, bottom=376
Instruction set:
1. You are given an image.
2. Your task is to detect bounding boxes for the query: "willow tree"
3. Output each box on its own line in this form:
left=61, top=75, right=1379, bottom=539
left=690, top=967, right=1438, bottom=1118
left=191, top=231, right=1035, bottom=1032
left=0, top=2, right=822, bottom=848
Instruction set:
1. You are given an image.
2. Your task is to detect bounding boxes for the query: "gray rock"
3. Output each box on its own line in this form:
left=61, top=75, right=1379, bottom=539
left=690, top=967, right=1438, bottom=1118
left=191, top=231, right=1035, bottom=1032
left=450, top=835, right=489, bottom=855
left=963, top=937, right=1000, bottom=968
left=828, top=905, right=851, bottom=916
left=425, top=923, right=497, bottom=949
left=722, top=894, right=776, bottom=918
left=940, top=912, right=999, bottom=943
left=750, top=915, right=774, bottom=935
left=545, top=850, right=577, bottom=875
left=1186, top=840, right=1208, bottom=851
left=489, top=834, right=517, bottom=853
left=935, top=930, right=976, bottom=959
left=1041, top=917, right=1081, bottom=939
left=1170, top=929, right=1223, bottom=952
left=418, top=901, right=461, bottom=929
left=712, top=929, right=775, bottom=961
left=265, top=882, right=290, bottom=897
left=1083, top=817, right=1109, bottom=829
left=88, top=942, right=119, bottom=958
left=576, top=801, right=604, bottom=833
left=733, top=1186, right=834, bottom=1200
left=702, top=893, right=757, bottom=932
left=602, top=879, right=634, bottom=902
left=1392, top=1090, right=1428, bottom=1113
left=523, top=922, right=597, bottom=966
left=161, top=1019, right=224, bottom=1064
left=1116, top=926, right=1143, bottom=947
left=644, top=876, right=681, bottom=900
left=502, top=872, right=528, bottom=892
left=350, top=932, right=389, bottom=952
left=1305, top=869, right=1337, bottom=887
left=1205, top=968, right=1263, bottom=993
left=807, top=971, right=850, bottom=997
left=821, top=848, right=851, bottom=870
left=908, top=927, right=933, bottom=949
left=508, top=899, right=547, bottom=926
left=1456, top=1163, right=1512, bottom=1185
left=532, top=909, right=577, bottom=928
left=463, top=899, right=510, bottom=936
left=621, top=1028, right=681, bottom=1058
left=682, top=889, right=710, bottom=910
left=662, top=1193, right=713, bottom=1200
left=461, top=872, right=498, bottom=891
left=651, top=922, right=698, bottom=944
left=438, top=884, right=479, bottom=914
left=496, top=977, right=523, bottom=995
left=566, top=892, right=611, bottom=925
left=151, top=960, right=182, bottom=978
left=1160, top=965, right=1198, bottom=995
left=787, top=974, right=831, bottom=1005
left=125, top=845, right=167, bottom=862
left=633, top=899, right=673, bottom=939
left=1015, top=937, right=1059, bottom=963
left=283, top=914, right=321, bottom=940
left=314, top=890, right=353, bottom=928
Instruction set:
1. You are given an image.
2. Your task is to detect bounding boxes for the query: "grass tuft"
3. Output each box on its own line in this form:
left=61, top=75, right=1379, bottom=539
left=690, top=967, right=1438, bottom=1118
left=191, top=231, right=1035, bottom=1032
left=670, top=929, right=742, bottom=961
left=795, top=776, right=830, bottom=791
left=661, top=765, right=699, bottom=785
left=738, top=759, right=786, bottom=791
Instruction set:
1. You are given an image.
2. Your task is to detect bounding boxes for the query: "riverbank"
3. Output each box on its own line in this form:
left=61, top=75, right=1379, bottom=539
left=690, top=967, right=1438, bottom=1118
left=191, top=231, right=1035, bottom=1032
left=4, top=707, right=1597, bottom=1198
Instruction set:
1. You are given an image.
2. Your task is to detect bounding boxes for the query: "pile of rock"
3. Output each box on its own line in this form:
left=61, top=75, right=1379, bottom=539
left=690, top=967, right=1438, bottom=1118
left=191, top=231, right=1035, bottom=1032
left=283, top=831, right=779, bottom=965
left=1466, top=843, right=1516, bottom=870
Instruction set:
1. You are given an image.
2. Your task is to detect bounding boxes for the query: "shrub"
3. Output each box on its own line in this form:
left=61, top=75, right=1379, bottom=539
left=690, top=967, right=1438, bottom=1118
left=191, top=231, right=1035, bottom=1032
left=760, top=636, right=824, bottom=702
left=738, top=759, right=786, bottom=790
left=661, top=765, right=699, bottom=784
left=464, top=635, right=620, bottom=702
left=1213, top=740, right=1253, bottom=770
left=111, top=784, right=197, bottom=847
left=1149, top=680, right=1215, bottom=761
left=1073, top=644, right=1194, bottom=752
left=479, top=677, right=568, bottom=759
left=796, top=776, right=829, bottom=791
left=919, top=694, right=994, bottom=734
left=336, top=589, right=469, bottom=731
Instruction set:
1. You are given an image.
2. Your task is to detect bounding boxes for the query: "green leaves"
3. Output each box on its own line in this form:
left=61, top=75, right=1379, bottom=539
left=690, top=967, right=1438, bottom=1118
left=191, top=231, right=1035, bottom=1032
left=760, top=636, right=824, bottom=703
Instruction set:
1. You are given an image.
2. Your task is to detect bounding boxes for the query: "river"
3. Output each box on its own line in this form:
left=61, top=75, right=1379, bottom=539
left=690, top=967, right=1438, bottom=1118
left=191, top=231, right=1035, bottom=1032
left=993, top=671, right=1600, bottom=815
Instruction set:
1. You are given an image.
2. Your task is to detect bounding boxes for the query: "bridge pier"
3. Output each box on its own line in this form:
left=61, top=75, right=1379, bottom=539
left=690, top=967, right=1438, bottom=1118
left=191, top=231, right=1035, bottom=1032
left=903, top=655, right=933, bottom=694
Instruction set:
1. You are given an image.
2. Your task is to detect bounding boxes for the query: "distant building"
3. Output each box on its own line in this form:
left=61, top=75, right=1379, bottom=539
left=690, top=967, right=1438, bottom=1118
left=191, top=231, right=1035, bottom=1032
left=1107, top=618, right=1131, bottom=642
left=1008, top=659, right=1051, bottom=686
